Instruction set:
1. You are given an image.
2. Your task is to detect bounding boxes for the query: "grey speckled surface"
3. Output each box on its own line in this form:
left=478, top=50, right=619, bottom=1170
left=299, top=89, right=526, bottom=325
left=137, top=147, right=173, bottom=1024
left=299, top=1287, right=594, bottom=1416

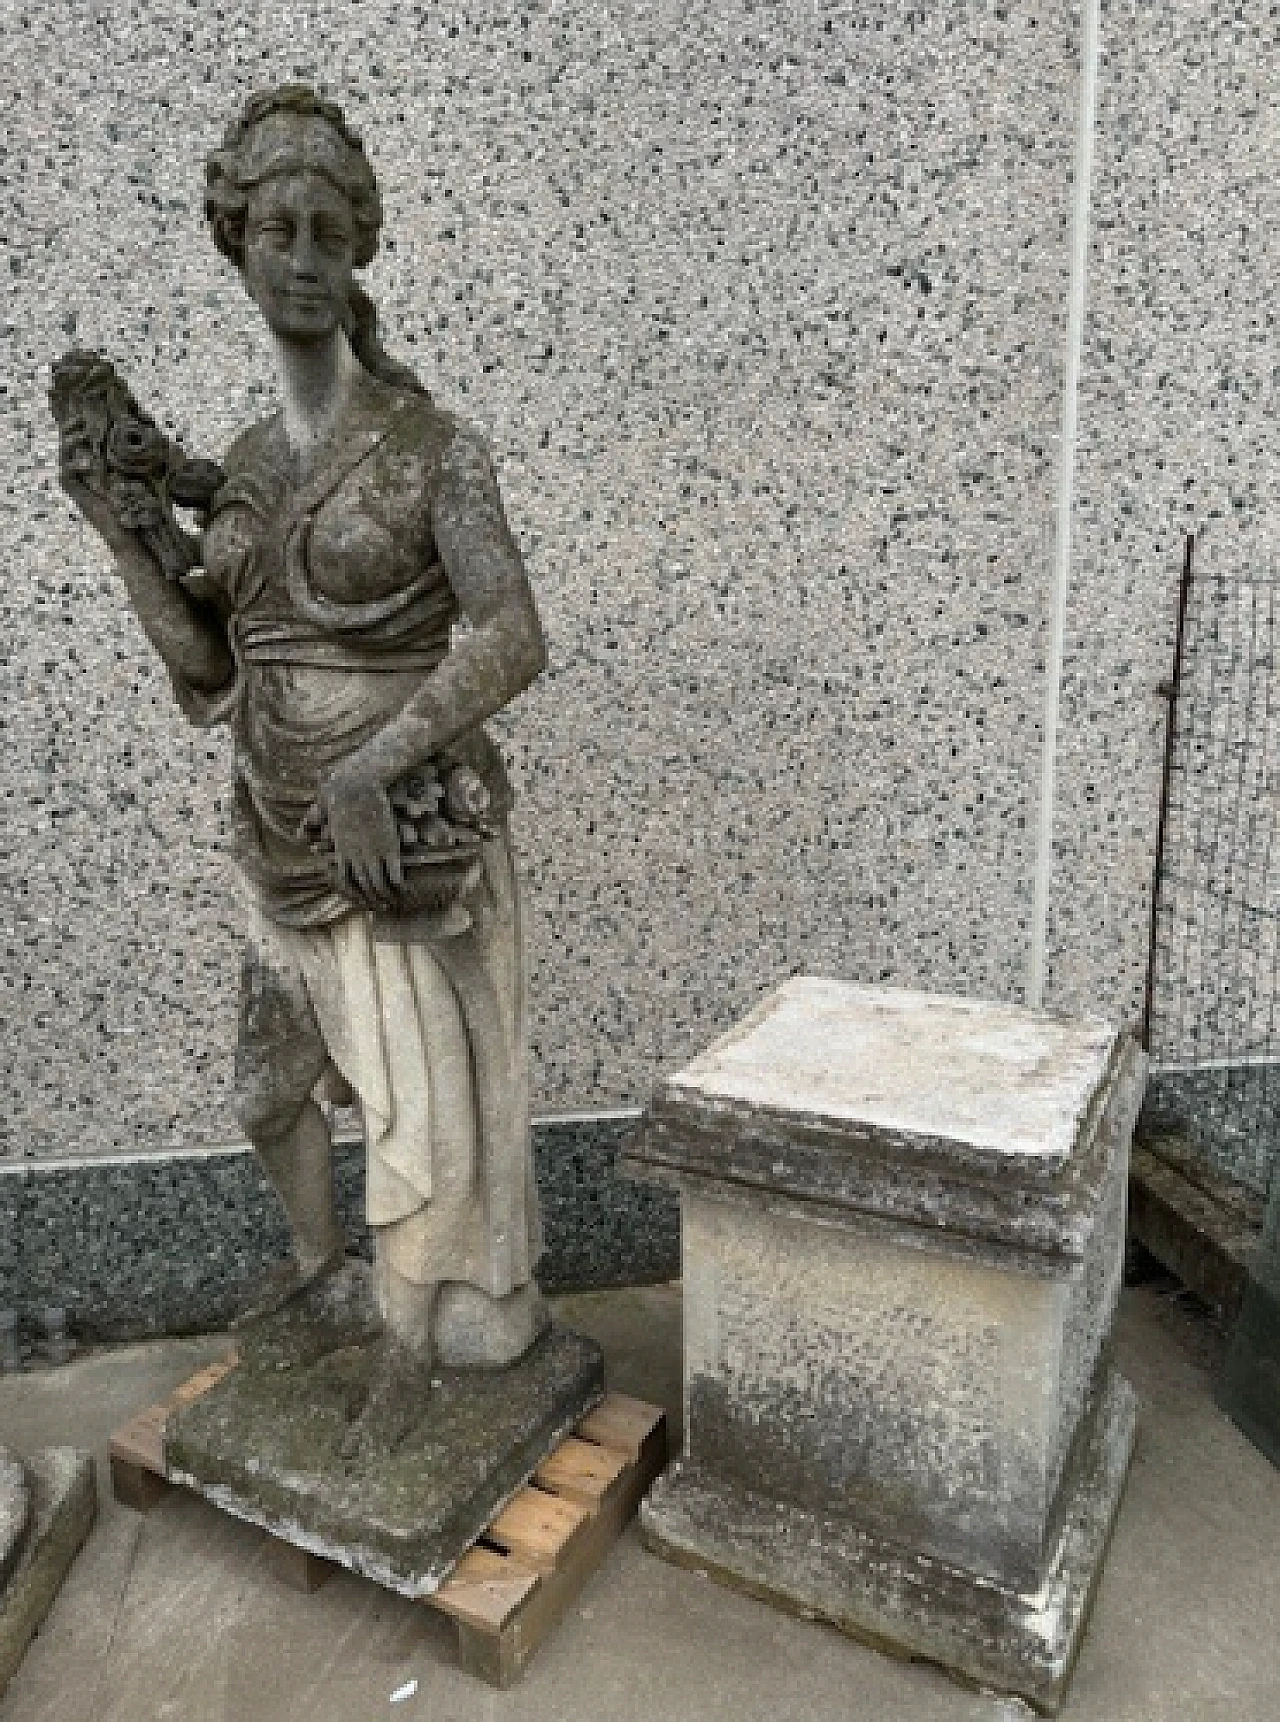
left=1051, top=1, right=1278, bottom=1043
left=1, top=6, right=1274, bottom=1176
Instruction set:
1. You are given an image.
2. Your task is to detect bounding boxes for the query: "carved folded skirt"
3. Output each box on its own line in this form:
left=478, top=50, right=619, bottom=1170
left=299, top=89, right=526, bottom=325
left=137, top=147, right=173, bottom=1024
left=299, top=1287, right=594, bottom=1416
left=244, top=830, right=542, bottom=1298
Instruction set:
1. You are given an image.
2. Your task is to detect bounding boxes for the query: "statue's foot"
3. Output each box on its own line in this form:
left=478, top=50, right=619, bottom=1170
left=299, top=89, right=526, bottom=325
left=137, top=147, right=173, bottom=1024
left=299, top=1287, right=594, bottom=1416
left=230, top=1254, right=342, bottom=1331
left=434, top=1281, right=549, bottom=1369
left=340, top=1337, right=435, bottom=1467
left=234, top=1255, right=378, bottom=1373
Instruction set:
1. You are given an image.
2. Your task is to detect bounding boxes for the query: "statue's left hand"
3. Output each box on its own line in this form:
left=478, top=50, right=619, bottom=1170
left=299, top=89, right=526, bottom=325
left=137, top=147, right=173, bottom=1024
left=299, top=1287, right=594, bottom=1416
left=302, top=763, right=405, bottom=911
left=59, top=467, right=146, bottom=562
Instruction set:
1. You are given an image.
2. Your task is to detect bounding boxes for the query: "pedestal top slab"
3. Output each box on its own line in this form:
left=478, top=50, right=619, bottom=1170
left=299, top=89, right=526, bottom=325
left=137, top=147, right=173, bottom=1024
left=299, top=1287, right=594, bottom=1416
left=623, top=979, right=1145, bottom=1262
left=669, top=978, right=1121, bottom=1173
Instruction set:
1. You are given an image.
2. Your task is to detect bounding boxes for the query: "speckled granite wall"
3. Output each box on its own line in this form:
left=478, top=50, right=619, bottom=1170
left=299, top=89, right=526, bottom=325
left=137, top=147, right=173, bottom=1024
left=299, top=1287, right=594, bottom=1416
left=2, top=5, right=1274, bottom=1171
left=1049, top=0, right=1278, bottom=1030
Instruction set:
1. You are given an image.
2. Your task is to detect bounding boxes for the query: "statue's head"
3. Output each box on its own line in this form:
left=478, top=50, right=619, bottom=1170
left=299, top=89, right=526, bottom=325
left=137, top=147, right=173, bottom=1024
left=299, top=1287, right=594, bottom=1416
left=205, top=86, right=382, bottom=267
left=204, top=85, right=425, bottom=395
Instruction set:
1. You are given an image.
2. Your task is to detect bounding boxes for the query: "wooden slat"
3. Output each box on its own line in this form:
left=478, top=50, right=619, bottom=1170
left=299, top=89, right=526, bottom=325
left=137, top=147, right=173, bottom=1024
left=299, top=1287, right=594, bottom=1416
left=266, top=1537, right=338, bottom=1594
left=1130, top=1142, right=1255, bottom=1317
left=486, top=1485, right=588, bottom=1574
left=432, top=1546, right=541, bottom=1633
left=109, top=1403, right=168, bottom=1475
left=110, top=1353, right=240, bottom=1481
left=109, top=1454, right=173, bottom=1512
left=577, top=1393, right=664, bottom=1462
left=534, top=1436, right=629, bottom=1511
left=168, top=1354, right=238, bottom=1408
left=109, top=1353, right=239, bottom=1512
left=448, top=1404, right=669, bottom=1689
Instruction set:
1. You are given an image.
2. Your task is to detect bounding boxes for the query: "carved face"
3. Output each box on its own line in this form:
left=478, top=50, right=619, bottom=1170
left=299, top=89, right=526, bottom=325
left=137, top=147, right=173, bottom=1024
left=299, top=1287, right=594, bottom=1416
left=241, top=169, right=357, bottom=342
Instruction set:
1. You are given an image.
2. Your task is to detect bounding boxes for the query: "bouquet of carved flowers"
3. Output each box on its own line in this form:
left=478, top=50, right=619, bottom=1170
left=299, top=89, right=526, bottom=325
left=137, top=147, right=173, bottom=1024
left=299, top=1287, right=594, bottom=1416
left=50, top=350, right=224, bottom=581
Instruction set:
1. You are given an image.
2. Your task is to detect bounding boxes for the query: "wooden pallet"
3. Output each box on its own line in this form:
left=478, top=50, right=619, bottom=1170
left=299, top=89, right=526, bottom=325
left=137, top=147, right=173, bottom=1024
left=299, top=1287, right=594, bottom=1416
left=109, top=1354, right=667, bottom=1688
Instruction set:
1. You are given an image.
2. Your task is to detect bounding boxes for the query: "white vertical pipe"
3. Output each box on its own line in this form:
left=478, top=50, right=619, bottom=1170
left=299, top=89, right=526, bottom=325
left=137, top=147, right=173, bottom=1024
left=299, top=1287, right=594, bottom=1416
left=1028, top=0, right=1103, bottom=1010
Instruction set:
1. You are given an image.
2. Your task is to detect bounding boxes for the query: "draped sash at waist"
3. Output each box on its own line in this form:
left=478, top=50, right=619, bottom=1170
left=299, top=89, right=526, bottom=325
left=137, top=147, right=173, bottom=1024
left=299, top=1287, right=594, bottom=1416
left=230, top=654, right=512, bottom=929
left=231, top=614, right=452, bottom=671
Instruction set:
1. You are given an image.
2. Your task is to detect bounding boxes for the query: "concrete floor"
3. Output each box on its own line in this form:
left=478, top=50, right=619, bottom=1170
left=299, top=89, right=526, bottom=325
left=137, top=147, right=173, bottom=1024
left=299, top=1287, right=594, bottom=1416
left=0, top=1281, right=1276, bottom=1722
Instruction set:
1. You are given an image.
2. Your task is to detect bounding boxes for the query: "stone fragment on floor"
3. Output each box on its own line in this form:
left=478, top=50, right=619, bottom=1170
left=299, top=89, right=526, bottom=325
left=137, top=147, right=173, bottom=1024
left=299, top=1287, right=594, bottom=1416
left=0, top=1446, right=96, bottom=1701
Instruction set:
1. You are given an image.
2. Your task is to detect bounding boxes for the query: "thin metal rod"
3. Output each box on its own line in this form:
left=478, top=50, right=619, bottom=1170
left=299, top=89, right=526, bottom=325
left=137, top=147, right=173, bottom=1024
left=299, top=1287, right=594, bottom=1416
left=1027, top=0, right=1102, bottom=1009
left=1141, top=533, right=1196, bottom=1052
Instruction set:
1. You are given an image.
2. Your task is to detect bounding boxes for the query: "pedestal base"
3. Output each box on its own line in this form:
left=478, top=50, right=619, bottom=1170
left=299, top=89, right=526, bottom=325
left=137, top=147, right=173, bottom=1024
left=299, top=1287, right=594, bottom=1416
left=0, top=1451, right=29, bottom=1596
left=166, top=1325, right=605, bottom=1598
left=640, top=1368, right=1136, bottom=1716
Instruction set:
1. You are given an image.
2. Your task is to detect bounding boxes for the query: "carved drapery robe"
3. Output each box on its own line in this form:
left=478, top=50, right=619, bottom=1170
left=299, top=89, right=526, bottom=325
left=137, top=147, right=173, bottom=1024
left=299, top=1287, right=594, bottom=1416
left=179, top=371, right=540, bottom=1293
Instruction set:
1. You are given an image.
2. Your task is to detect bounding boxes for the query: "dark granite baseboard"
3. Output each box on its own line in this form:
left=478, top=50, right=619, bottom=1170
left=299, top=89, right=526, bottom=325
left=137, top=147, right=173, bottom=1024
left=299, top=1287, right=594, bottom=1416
left=0, top=1113, right=679, bottom=1348
left=1142, top=1065, right=1280, bottom=1199
left=1129, top=1129, right=1265, bottom=1318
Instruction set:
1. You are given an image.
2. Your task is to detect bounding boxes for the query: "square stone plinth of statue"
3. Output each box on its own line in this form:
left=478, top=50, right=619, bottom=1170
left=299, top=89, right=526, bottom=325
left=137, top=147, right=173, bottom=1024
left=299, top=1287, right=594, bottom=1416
left=622, top=977, right=1144, bottom=1715
left=165, top=1276, right=604, bottom=1599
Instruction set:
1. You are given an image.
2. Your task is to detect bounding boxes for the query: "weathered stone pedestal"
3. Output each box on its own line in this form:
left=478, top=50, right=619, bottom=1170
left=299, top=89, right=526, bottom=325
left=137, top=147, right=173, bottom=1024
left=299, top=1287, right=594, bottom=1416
left=0, top=1445, right=97, bottom=1700
left=623, top=978, right=1144, bottom=1714
left=165, top=1265, right=604, bottom=1598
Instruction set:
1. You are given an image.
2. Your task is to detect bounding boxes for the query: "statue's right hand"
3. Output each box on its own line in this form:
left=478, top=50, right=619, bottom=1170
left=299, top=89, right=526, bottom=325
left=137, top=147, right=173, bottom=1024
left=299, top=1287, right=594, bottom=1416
left=304, top=763, right=406, bottom=914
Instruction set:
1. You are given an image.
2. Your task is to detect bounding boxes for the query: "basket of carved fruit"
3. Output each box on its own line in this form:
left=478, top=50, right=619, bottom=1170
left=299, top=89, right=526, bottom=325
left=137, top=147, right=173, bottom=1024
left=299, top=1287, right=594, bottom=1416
left=304, top=761, right=498, bottom=916
left=390, top=762, right=498, bottom=913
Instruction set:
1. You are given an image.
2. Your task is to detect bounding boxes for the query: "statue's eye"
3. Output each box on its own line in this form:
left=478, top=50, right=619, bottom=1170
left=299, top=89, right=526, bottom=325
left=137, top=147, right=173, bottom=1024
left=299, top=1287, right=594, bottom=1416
left=254, top=220, right=291, bottom=248
left=315, top=222, right=351, bottom=254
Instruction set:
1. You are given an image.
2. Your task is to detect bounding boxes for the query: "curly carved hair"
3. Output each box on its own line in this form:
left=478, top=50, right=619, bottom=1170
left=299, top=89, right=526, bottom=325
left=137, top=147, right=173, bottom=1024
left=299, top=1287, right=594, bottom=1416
left=203, top=85, right=426, bottom=398
left=204, top=84, right=382, bottom=269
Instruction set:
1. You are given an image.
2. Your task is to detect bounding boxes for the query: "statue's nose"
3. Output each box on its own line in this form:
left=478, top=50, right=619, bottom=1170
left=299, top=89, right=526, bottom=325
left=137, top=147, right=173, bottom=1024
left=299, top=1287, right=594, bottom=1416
left=290, top=230, right=323, bottom=278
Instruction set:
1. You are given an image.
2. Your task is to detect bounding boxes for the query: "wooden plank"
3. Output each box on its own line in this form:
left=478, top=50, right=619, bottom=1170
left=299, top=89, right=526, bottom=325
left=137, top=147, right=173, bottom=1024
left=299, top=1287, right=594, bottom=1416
left=266, top=1536, right=338, bottom=1594
left=432, top=1546, right=541, bottom=1634
left=1136, top=1128, right=1267, bottom=1226
left=577, top=1393, right=663, bottom=1462
left=109, top=1404, right=168, bottom=1476
left=168, top=1354, right=238, bottom=1408
left=110, top=1354, right=239, bottom=1474
left=534, top=1436, right=629, bottom=1511
left=450, top=1405, right=668, bottom=1689
left=1130, top=1143, right=1257, bottom=1317
left=109, top=1353, right=238, bottom=1510
left=486, top=1485, right=588, bottom=1574
left=109, top=1453, right=173, bottom=1512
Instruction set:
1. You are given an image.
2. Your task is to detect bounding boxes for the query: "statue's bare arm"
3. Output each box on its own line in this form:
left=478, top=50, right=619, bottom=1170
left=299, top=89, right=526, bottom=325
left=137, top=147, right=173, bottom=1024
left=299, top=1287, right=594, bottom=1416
left=293, top=425, right=543, bottom=908
left=337, top=427, right=546, bottom=793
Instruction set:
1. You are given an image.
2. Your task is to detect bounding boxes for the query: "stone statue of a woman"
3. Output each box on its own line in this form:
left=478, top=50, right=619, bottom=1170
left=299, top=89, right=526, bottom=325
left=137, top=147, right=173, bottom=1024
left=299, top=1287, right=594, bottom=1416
left=53, top=87, right=550, bottom=1460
